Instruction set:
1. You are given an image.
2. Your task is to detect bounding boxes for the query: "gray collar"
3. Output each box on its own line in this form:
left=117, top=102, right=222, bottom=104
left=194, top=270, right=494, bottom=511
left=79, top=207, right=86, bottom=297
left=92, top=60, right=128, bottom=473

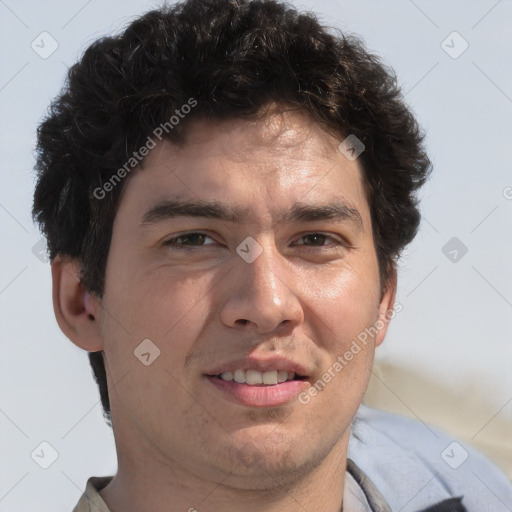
left=347, top=458, right=393, bottom=512
left=346, top=459, right=466, bottom=512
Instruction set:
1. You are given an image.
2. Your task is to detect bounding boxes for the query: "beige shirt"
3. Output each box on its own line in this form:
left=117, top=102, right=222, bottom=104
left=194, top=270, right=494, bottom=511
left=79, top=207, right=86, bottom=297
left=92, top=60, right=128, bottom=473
left=71, top=471, right=373, bottom=512
left=72, top=476, right=112, bottom=512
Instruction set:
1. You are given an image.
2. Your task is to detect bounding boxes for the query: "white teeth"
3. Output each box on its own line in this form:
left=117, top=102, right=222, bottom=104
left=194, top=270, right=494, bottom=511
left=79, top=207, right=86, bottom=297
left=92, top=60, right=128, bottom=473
left=277, top=370, right=288, bottom=383
left=234, top=370, right=246, bottom=383
left=218, top=369, right=298, bottom=385
left=262, top=371, right=278, bottom=385
left=246, top=370, right=263, bottom=385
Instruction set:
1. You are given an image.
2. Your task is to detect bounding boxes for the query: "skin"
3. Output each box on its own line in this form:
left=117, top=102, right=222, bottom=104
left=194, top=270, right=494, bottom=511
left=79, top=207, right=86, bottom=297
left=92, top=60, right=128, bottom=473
left=52, top=107, right=396, bottom=512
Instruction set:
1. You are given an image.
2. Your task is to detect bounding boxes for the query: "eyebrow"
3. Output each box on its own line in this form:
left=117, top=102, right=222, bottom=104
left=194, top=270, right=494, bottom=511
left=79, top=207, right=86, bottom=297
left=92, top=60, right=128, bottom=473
left=140, top=199, right=363, bottom=231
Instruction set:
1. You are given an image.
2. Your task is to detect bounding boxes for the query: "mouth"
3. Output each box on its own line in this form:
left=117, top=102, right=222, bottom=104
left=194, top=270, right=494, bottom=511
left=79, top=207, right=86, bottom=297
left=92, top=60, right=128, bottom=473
left=208, top=369, right=308, bottom=386
left=205, top=368, right=310, bottom=407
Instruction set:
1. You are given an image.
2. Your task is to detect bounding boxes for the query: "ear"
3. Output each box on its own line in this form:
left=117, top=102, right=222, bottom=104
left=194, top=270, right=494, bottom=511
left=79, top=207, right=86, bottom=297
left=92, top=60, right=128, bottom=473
left=375, top=265, right=398, bottom=348
left=51, top=254, right=104, bottom=352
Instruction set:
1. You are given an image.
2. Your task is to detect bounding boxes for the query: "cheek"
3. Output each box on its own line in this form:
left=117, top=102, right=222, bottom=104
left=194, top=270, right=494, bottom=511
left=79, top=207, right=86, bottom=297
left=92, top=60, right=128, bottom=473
left=298, top=263, right=380, bottom=405
left=101, top=265, right=219, bottom=371
left=99, top=268, right=219, bottom=426
left=301, top=259, right=381, bottom=343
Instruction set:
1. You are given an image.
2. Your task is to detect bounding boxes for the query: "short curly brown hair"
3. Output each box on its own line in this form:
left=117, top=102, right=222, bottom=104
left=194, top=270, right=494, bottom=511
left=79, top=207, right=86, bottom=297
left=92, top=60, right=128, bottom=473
left=32, top=0, right=431, bottom=426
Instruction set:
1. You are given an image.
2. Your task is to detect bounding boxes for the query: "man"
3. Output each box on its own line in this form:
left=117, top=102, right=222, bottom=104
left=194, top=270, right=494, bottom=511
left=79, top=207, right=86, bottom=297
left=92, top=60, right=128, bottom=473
left=32, top=0, right=512, bottom=510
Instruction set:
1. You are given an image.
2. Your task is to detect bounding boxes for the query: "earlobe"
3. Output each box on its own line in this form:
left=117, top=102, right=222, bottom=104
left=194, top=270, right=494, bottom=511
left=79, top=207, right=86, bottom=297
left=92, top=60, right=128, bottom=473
left=375, top=266, right=398, bottom=347
left=51, top=254, right=104, bottom=352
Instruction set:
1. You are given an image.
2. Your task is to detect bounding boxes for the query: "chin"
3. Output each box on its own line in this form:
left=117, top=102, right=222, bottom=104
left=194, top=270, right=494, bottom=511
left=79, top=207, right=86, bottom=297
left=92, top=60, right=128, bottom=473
left=207, top=433, right=325, bottom=490
left=224, top=457, right=311, bottom=491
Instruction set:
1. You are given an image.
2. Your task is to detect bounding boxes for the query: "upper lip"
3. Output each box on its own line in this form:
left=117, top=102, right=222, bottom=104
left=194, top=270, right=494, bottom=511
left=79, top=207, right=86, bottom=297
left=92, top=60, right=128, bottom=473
left=205, top=355, right=309, bottom=377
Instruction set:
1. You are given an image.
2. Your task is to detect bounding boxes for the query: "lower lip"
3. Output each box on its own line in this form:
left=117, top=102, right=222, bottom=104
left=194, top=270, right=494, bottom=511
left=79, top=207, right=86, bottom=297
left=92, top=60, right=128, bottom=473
left=206, top=376, right=309, bottom=407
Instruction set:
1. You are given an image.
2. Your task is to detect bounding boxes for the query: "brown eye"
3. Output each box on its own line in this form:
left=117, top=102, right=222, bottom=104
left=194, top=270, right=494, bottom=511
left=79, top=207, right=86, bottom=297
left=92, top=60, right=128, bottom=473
left=300, top=234, right=329, bottom=246
left=164, top=232, right=216, bottom=248
left=295, top=233, right=340, bottom=247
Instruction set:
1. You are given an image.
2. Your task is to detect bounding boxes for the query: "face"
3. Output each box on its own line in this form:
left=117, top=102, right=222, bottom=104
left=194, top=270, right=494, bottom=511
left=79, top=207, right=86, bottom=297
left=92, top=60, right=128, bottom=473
left=96, top=108, right=395, bottom=489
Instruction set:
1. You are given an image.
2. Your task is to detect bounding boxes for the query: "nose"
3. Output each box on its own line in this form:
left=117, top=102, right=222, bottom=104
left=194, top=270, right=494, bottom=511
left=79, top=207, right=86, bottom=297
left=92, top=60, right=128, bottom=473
left=219, top=240, right=304, bottom=334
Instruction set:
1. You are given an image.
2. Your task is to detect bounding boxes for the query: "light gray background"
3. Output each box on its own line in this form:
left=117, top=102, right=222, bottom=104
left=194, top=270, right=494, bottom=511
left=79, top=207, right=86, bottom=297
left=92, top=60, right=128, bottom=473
left=1, top=1, right=511, bottom=510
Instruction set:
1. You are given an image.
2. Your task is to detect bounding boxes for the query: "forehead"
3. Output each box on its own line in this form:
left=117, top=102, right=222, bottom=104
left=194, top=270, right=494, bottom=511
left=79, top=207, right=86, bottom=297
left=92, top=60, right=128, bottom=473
left=116, top=108, right=370, bottom=226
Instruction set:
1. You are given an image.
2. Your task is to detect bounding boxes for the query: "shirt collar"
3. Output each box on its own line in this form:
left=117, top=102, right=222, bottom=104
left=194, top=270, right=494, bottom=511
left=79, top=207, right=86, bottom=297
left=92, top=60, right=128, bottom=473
left=72, top=466, right=464, bottom=512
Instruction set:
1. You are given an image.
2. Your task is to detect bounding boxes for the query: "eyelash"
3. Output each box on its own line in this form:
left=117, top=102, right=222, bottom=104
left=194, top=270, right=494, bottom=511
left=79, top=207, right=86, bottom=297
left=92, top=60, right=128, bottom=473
left=162, top=231, right=346, bottom=251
